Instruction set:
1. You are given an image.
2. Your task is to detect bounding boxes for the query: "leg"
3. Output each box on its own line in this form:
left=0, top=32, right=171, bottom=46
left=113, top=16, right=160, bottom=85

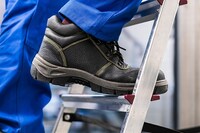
left=31, top=0, right=168, bottom=95
left=0, top=0, right=67, bottom=132
left=59, top=0, right=142, bottom=41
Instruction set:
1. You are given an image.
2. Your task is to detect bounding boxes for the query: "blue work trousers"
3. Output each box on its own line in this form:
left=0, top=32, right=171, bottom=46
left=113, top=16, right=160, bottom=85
left=60, top=0, right=142, bottom=41
left=0, top=0, right=141, bottom=132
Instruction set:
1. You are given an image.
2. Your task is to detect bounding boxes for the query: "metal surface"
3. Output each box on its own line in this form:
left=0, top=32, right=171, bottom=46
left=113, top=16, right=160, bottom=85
left=61, top=94, right=129, bottom=104
left=61, top=94, right=160, bottom=112
left=53, top=84, right=85, bottom=133
left=61, top=94, right=131, bottom=112
left=157, top=0, right=188, bottom=5
left=125, top=0, right=160, bottom=27
left=121, top=0, right=180, bottom=132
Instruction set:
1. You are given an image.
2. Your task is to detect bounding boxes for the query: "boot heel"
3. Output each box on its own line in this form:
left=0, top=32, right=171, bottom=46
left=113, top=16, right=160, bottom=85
left=31, top=64, right=52, bottom=83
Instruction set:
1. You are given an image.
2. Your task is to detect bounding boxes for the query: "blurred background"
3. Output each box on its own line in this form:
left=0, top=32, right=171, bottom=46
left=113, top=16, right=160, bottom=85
left=0, top=0, right=200, bottom=132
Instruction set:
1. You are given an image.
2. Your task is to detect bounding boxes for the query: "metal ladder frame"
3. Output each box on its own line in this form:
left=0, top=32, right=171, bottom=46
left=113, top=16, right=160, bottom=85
left=52, top=0, right=188, bottom=133
left=121, top=0, right=185, bottom=132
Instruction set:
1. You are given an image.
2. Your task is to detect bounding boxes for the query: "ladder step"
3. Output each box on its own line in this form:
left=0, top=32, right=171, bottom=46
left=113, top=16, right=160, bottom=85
left=157, top=0, right=188, bottom=5
left=125, top=0, right=160, bottom=27
left=60, top=94, right=160, bottom=112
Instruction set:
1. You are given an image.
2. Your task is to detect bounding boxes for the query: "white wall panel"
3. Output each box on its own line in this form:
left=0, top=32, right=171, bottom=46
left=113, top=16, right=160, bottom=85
left=178, top=0, right=200, bottom=129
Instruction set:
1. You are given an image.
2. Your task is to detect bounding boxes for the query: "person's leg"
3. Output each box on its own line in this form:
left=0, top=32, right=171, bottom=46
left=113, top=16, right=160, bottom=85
left=0, top=0, right=67, bottom=132
left=31, top=0, right=168, bottom=95
left=59, top=0, right=142, bottom=41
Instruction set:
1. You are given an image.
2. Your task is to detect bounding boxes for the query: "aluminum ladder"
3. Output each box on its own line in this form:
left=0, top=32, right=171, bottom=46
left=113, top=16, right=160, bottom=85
left=52, top=0, right=188, bottom=132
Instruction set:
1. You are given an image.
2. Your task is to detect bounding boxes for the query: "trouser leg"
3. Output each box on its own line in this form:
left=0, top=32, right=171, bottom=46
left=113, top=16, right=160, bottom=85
left=59, top=0, right=142, bottom=41
left=0, top=0, right=67, bottom=132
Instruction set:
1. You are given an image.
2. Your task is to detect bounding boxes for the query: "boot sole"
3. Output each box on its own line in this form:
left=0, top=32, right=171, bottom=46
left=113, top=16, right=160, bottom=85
left=31, top=55, right=168, bottom=95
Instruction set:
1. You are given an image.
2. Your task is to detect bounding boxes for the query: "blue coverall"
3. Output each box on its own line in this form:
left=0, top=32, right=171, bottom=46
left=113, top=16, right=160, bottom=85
left=0, top=0, right=141, bottom=132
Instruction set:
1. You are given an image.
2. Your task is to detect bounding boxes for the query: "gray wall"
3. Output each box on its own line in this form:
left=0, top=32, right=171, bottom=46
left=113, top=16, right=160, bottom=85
left=178, top=1, right=200, bottom=129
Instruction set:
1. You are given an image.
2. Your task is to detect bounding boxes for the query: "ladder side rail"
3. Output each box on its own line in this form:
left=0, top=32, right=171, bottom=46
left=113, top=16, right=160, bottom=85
left=52, top=106, right=75, bottom=133
left=121, top=0, right=180, bottom=132
left=52, top=84, right=85, bottom=133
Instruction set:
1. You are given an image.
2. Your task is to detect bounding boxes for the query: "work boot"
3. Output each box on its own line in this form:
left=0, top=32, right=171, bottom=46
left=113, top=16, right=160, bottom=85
left=31, top=15, right=168, bottom=95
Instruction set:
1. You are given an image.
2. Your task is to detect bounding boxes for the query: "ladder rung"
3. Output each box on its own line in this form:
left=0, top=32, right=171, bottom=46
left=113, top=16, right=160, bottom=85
left=157, top=0, right=188, bottom=5
left=60, top=94, right=160, bottom=112
left=125, top=0, right=160, bottom=27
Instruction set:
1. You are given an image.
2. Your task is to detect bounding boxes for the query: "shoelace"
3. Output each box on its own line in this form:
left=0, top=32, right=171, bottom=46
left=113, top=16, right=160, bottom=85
left=96, top=39, right=127, bottom=66
left=107, top=41, right=125, bottom=64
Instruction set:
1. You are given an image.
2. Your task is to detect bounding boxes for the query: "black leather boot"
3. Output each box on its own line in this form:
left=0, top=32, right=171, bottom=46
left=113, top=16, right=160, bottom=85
left=31, top=15, right=168, bottom=95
